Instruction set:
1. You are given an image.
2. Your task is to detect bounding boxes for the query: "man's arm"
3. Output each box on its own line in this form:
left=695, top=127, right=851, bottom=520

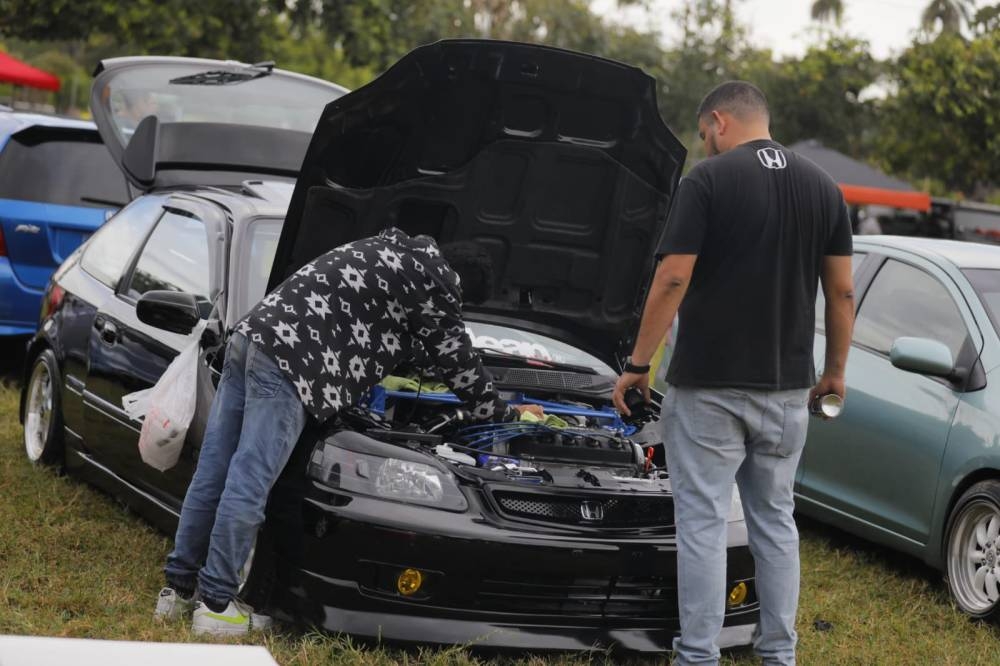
left=409, top=291, right=538, bottom=422
left=811, top=255, right=855, bottom=403
left=612, top=254, right=697, bottom=415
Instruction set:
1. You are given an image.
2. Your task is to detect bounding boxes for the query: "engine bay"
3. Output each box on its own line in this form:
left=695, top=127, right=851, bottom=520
left=346, top=369, right=669, bottom=489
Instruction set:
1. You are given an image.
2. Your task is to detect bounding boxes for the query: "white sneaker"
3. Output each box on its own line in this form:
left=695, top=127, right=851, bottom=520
left=191, top=599, right=273, bottom=636
left=153, top=587, right=196, bottom=621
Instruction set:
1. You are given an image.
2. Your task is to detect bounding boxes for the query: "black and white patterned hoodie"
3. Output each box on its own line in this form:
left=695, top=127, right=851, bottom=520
left=234, top=228, right=516, bottom=424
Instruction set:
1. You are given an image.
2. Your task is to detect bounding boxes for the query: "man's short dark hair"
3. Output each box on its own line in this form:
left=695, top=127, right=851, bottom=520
left=440, top=240, right=494, bottom=305
left=696, top=81, right=769, bottom=122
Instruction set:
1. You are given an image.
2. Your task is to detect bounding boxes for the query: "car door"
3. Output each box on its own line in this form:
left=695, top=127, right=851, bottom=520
left=798, top=253, right=984, bottom=546
left=83, top=199, right=220, bottom=504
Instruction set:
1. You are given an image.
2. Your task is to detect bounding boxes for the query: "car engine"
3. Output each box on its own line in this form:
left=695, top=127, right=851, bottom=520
left=347, top=369, right=666, bottom=486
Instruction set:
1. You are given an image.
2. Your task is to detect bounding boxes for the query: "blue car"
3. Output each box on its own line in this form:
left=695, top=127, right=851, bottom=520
left=0, top=111, right=128, bottom=336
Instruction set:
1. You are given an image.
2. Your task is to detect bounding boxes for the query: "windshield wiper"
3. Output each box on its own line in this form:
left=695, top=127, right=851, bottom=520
left=477, top=348, right=597, bottom=375
left=170, top=61, right=275, bottom=86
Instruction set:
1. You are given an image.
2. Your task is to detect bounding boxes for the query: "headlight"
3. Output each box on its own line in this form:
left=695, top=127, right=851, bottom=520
left=309, top=442, right=468, bottom=512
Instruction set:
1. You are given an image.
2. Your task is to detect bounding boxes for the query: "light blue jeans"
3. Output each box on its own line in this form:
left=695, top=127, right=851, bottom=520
left=663, top=385, right=810, bottom=666
left=165, top=332, right=307, bottom=606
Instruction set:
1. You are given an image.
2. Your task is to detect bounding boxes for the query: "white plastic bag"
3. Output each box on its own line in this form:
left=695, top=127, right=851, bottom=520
left=128, top=331, right=202, bottom=471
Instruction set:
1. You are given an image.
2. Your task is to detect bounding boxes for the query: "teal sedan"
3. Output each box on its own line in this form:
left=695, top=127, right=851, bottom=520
left=798, top=236, right=1000, bottom=619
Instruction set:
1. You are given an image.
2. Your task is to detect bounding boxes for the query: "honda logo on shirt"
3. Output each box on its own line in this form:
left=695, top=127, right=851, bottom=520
left=757, top=147, right=787, bottom=170
left=580, top=500, right=604, bottom=521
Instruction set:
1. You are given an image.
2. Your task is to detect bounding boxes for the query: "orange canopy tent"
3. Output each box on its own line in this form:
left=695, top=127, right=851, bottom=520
left=0, top=51, right=60, bottom=92
left=790, top=139, right=931, bottom=212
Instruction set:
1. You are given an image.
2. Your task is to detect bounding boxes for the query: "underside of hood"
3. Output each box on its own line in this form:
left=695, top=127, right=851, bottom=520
left=269, top=39, right=686, bottom=366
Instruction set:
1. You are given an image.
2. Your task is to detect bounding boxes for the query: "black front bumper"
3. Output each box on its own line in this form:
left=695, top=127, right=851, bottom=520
left=266, top=483, right=758, bottom=654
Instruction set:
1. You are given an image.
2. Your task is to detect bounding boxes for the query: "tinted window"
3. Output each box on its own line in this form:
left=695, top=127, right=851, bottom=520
left=853, top=259, right=968, bottom=358
left=815, top=252, right=866, bottom=332
left=80, top=198, right=162, bottom=289
left=125, top=210, right=211, bottom=316
left=0, top=128, right=127, bottom=207
left=963, top=269, right=1000, bottom=337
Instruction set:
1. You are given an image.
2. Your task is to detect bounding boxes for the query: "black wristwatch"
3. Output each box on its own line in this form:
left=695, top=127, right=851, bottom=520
left=623, top=358, right=651, bottom=374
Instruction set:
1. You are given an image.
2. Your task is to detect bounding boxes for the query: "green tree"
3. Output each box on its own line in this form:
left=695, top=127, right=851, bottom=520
left=756, top=36, right=879, bottom=157
left=878, top=32, right=1000, bottom=196
left=811, top=0, right=844, bottom=24
left=920, top=0, right=974, bottom=35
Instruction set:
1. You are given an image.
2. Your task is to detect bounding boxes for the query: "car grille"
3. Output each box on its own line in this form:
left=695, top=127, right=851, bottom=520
left=491, top=490, right=674, bottom=528
left=475, top=574, right=679, bottom=618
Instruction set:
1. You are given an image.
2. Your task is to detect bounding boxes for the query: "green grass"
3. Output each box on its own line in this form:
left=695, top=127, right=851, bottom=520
left=1, top=379, right=999, bottom=664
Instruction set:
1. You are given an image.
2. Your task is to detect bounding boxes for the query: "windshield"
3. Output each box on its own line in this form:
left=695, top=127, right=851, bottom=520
left=465, top=321, right=613, bottom=374
left=234, top=228, right=613, bottom=375
left=964, top=269, right=1000, bottom=336
left=95, top=60, right=345, bottom=148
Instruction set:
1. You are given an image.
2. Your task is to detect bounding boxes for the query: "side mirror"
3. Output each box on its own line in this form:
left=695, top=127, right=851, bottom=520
left=137, top=290, right=200, bottom=335
left=889, top=337, right=955, bottom=378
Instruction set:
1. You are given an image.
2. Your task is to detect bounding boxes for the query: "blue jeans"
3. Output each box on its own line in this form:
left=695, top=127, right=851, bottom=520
left=165, top=333, right=307, bottom=605
left=663, top=385, right=810, bottom=666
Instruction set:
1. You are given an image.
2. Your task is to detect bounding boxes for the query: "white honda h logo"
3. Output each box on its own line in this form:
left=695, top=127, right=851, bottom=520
left=580, top=500, right=604, bottom=521
left=757, top=147, right=787, bottom=169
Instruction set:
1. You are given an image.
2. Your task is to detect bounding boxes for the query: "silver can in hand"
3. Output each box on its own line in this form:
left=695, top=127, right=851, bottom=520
left=810, top=393, right=843, bottom=419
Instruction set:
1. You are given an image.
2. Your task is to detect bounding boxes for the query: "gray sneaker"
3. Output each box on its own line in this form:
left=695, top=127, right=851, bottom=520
left=153, top=587, right=195, bottom=621
left=191, top=599, right=272, bottom=636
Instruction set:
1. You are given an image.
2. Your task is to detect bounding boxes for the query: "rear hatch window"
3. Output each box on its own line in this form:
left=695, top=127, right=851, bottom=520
left=0, top=126, right=127, bottom=208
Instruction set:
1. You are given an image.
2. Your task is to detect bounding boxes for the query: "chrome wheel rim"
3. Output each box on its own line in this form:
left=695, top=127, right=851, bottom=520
left=949, top=499, right=1000, bottom=614
left=23, top=360, right=53, bottom=462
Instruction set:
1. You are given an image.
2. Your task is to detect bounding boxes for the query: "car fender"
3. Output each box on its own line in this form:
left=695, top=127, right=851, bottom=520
left=926, top=382, right=1000, bottom=568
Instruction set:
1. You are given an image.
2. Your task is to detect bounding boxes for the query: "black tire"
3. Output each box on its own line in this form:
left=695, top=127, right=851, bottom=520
left=945, top=480, right=1000, bottom=621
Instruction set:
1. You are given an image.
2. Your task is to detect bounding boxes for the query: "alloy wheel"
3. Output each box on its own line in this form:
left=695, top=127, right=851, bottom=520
left=23, top=360, right=53, bottom=462
left=948, top=498, right=1000, bottom=614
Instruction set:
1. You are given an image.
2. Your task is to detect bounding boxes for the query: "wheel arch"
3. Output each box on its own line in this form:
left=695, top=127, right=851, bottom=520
left=940, top=468, right=1000, bottom=561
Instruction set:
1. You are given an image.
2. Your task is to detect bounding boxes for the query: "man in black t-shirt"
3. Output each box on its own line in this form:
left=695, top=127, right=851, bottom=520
left=613, top=82, right=855, bottom=665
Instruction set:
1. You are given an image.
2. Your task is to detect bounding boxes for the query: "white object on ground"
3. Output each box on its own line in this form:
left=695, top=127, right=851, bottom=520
left=0, top=635, right=279, bottom=666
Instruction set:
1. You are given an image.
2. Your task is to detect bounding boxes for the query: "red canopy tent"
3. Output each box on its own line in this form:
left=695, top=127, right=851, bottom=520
left=0, top=51, right=60, bottom=91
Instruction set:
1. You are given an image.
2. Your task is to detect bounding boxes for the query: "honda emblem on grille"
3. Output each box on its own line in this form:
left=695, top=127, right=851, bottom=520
left=580, top=500, right=604, bottom=521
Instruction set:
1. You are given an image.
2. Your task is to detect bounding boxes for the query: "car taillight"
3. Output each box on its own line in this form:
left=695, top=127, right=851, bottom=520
left=0, top=225, right=7, bottom=257
left=41, top=284, right=65, bottom=320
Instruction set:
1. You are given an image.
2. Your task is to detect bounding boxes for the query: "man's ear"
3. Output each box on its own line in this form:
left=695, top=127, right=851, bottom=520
left=711, top=109, right=728, bottom=135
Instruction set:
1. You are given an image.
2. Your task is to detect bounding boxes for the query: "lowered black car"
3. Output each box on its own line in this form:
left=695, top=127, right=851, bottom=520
left=20, top=43, right=758, bottom=653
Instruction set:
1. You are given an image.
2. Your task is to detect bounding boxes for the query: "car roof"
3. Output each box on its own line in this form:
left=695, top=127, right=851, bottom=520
left=855, top=235, right=1000, bottom=270
left=0, top=110, right=97, bottom=136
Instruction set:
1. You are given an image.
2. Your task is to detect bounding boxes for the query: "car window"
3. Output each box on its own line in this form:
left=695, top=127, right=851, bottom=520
left=124, top=210, right=212, bottom=317
left=0, top=129, right=127, bottom=208
left=853, top=259, right=968, bottom=358
left=234, top=218, right=282, bottom=320
left=963, top=269, right=1000, bottom=337
left=815, top=252, right=866, bottom=332
left=80, top=198, right=163, bottom=289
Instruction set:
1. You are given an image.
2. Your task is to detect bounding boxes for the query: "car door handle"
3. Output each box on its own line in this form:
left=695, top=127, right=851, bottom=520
left=95, top=318, right=119, bottom=345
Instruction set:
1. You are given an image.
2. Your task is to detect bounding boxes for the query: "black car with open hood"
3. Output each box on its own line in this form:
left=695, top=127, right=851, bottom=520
left=21, top=46, right=758, bottom=656
left=269, top=39, right=686, bottom=368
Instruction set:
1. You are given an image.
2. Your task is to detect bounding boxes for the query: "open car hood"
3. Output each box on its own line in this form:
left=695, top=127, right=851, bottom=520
left=89, top=56, right=347, bottom=191
left=269, top=40, right=686, bottom=367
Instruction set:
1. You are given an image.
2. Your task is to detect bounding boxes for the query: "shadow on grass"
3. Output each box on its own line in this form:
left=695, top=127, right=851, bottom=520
left=0, top=334, right=29, bottom=387
left=797, top=513, right=942, bottom=586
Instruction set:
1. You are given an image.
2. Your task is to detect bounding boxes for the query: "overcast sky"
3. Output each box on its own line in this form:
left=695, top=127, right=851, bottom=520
left=591, top=0, right=937, bottom=60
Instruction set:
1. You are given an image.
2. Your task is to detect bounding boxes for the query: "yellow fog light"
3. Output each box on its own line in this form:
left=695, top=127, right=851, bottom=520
left=397, top=568, right=424, bottom=596
left=728, top=582, right=748, bottom=607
